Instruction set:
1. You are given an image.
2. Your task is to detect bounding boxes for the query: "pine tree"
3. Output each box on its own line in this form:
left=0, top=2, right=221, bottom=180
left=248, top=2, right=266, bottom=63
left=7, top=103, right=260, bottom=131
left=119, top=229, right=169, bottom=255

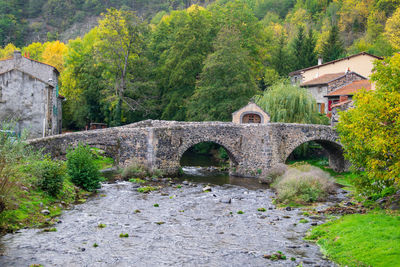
left=292, top=26, right=306, bottom=70
left=321, top=24, right=344, bottom=62
left=303, top=29, right=317, bottom=67
left=271, top=34, right=292, bottom=76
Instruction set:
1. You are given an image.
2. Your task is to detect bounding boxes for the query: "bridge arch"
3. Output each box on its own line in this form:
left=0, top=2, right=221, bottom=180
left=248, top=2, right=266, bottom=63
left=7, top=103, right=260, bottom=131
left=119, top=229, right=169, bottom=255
left=283, top=137, right=346, bottom=172
left=177, top=138, right=239, bottom=168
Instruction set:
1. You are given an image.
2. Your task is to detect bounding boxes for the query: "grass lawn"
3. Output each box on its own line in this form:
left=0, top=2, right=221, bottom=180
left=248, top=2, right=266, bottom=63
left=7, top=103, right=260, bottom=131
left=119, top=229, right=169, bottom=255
left=306, top=211, right=400, bottom=267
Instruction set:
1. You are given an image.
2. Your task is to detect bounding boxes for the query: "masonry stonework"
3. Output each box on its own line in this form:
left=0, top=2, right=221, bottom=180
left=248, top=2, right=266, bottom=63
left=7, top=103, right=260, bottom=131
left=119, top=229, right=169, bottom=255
left=28, top=120, right=347, bottom=178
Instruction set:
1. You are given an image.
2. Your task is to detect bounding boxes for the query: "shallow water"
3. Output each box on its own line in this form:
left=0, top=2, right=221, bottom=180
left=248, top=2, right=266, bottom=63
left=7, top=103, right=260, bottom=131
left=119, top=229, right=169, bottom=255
left=0, top=176, right=342, bottom=267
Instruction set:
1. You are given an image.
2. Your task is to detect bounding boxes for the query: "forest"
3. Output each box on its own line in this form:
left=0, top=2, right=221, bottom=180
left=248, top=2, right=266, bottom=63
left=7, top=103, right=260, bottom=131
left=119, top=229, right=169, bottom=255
left=0, top=0, right=399, bottom=129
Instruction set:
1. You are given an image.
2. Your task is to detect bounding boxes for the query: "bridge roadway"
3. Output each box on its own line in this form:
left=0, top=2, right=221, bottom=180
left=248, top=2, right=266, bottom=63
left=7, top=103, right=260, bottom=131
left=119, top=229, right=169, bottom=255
left=29, top=120, right=346, bottom=178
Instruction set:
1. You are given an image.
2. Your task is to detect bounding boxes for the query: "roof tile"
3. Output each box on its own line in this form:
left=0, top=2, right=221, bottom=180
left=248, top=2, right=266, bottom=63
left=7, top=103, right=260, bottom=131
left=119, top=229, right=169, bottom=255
left=327, top=80, right=371, bottom=96
left=300, top=72, right=345, bottom=86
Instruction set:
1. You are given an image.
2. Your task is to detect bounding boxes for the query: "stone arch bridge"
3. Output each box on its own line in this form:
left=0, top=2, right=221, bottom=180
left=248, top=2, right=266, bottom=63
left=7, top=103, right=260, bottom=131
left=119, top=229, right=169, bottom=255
left=29, top=120, right=347, bottom=178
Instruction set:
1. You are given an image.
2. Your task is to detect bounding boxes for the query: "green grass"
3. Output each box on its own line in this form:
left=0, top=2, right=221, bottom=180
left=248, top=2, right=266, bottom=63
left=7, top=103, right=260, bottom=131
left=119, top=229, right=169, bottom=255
left=137, top=186, right=158, bottom=193
left=129, top=178, right=146, bottom=184
left=306, top=211, right=400, bottom=266
left=91, top=147, right=114, bottom=170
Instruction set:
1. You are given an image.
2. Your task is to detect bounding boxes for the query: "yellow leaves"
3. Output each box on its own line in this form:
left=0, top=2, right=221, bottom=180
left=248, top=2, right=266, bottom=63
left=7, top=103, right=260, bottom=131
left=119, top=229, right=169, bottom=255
left=338, top=0, right=373, bottom=32
left=385, top=6, right=400, bottom=50
left=0, top=43, right=19, bottom=59
left=42, top=41, right=68, bottom=72
left=187, top=4, right=205, bottom=13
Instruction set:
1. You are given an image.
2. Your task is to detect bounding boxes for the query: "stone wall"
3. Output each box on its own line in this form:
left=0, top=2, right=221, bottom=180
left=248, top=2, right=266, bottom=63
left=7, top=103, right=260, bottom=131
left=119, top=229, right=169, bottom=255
left=327, top=72, right=365, bottom=94
left=28, top=120, right=346, bottom=178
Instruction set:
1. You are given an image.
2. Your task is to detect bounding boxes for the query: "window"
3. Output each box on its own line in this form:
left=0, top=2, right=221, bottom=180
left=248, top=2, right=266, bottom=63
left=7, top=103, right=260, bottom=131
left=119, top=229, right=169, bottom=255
left=242, top=113, right=261, bottom=123
left=318, top=103, right=326, bottom=114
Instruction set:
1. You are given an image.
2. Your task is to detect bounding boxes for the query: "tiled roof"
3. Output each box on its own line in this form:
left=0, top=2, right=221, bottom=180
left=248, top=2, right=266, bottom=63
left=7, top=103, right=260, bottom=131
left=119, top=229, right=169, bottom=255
left=300, top=72, right=345, bottom=86
left=289, top=52, right=383, bottom=76
left=327, top=80, right=371, bottom=96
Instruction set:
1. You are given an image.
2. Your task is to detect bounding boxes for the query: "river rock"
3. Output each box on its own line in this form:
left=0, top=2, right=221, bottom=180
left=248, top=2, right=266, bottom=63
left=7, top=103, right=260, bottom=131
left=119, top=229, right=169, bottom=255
left=285, top=206, right=292, bottom=211
left=41, top=209, right=50, bottom=215
left=182, top=181, right=189, bottom=185
left=219, top=198, right=231, bottom=204
left=203, top=186, right=212, bottom=192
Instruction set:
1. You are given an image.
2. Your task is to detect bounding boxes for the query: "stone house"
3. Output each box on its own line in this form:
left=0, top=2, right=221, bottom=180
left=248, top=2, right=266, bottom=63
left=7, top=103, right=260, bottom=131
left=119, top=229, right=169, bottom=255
left=328, top=80, right=371, bottom=125
left=299, top=71, right=366, bottom=114
left=289, top=52, right=382, bottom=84
left=0, top=51, right=62, bottom=138
left=232, top=102, right=270, bottom=124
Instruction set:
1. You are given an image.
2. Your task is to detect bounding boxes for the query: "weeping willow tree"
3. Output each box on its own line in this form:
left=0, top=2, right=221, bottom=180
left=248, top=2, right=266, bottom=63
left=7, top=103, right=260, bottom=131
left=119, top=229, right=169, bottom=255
left=256, top=80, right=329, bottom=158
left=256, top=79, right=328, bottom=124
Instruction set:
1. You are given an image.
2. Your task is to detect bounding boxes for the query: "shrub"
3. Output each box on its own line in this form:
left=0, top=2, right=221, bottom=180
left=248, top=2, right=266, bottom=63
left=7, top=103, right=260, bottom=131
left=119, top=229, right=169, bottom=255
left=272, top=164, right=335, bottom=204
left=33, top=158, right=66, bottom=196
left=150, top=168, right=164, bottom=178
left=0, top=121, right=39, bottom=212
left=121, top=162, right=148, bottom=179
left=66, top=143, right=101, bottom=191
left=0, top=157, right=14, bottom=213
left=259, top=163, right=287, bottom=184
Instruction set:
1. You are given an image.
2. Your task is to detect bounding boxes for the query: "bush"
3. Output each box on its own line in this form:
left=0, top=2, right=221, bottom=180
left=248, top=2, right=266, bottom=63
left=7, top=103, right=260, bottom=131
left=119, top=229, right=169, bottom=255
left=66, top=143, right=101, bottom=191
left=272, top=164, right=335, bottom=204
left=259, top=163, right=287, bottom=184
left=121, top=162, right=148, bottom=179
left=0, top=157, right=14, bottom=213
left=33, top=158, right=66, bottom=197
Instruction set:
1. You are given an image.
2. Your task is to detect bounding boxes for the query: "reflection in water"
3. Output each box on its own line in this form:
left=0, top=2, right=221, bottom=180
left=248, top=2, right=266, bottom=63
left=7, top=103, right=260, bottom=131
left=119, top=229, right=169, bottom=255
left=180, top=150, right=223, bottom=167
left=180, top=166, right=269, bottom=190
left=180, top=150, right=268, bottom=190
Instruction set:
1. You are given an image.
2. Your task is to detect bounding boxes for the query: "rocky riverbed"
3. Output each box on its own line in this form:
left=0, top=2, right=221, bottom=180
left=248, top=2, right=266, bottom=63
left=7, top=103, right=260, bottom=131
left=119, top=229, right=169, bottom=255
left=0, top=176, right=347, bottom=266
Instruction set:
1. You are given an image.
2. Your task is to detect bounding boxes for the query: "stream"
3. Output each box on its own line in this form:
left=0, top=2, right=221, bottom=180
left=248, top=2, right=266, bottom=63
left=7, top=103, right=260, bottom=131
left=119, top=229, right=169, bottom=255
left=0, top=153, right=347, bottom=266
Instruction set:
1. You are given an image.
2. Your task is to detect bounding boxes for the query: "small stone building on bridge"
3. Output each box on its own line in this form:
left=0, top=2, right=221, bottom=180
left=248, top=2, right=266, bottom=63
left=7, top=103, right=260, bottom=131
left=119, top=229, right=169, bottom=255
left=232, top=102, right=270, bottom=124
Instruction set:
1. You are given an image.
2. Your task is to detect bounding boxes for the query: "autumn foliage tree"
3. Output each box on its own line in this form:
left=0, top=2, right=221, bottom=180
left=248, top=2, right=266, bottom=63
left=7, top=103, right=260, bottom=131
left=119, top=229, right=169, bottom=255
left=337, top=53, right=400, bottom=188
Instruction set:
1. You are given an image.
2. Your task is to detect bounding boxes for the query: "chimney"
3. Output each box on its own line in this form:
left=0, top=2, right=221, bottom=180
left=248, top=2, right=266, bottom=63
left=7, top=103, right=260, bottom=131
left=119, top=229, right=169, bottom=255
left=13, top=50, right=22, bottom=59
left=318, top=57, right=323, bottom=65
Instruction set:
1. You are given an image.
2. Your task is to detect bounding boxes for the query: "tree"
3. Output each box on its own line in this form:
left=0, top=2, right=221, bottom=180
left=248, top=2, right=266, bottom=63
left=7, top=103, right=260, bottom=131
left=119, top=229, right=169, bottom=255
left=337, top=53, right=400, bottom=185
left=292, top=26, right=306, bottom=70
left=321, top=24, right=344, bottom=62
left=256, top=79, right=328, bottom=124
left=0, top=43, right=18, bottom=59
left=186, top=27, right=259, bottom=121
left=270, top=33, right=292, bottom=76
left=291, top=26, right=317, bottom=69
left=22, top=42, right=47, bottom=61
left=61, top=28, right=106, bottom=129
left=95, top=8, right=147, bottom=126
left=304, top=29, right=317, bottom=67
left=155, top=6, right=215, bottom=121
left=384, top=6, right=400, bottom=50
left=41, top=40, right=67, bottom=72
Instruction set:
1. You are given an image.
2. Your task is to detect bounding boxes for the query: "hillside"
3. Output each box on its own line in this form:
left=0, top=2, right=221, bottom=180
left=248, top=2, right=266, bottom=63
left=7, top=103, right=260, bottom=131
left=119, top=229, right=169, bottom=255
left=0, top=0, right=213, bottom=46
